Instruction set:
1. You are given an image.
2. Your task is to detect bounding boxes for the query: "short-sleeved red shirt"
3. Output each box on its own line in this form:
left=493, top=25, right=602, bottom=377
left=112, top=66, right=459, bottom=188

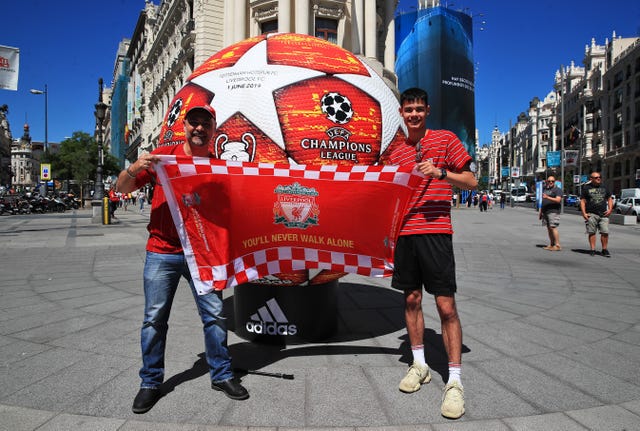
left=381, top=130, right=472, bottom=235
left=131, top=144, right=189, bottom=253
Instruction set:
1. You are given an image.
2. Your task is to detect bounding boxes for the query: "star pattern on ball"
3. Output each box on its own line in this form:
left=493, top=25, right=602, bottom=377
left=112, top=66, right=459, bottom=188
left=334, top=62, right=406, bottom=154
left=191, top=38, right=326, bottom=150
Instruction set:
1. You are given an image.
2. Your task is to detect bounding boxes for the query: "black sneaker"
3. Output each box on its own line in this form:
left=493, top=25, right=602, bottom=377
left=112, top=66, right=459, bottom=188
left=590, top=250, right=596, bottom=256
left=212, top=378, right=249, bottom=400
left=602, top=249, right=611, bottom=258
left=132, top=388, right=162, bottom=414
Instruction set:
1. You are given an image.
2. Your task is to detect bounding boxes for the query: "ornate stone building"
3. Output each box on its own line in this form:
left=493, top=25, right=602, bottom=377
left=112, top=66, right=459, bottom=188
left=111, top=0, right=398, bottom=165
left=0, top=105, right=13, bottom=189
left=479, top=33, right=640, bottom=196
left=10, top=123, right=36, bottom=190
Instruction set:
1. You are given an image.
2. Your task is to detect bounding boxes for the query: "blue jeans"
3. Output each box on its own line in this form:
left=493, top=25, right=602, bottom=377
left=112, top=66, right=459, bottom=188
left=139, top=251, right=233, bottom=388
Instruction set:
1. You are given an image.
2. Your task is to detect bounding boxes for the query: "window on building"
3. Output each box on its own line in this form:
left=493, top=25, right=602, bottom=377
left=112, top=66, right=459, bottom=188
left=541, top=131, right=549, bottom=142
left=261, top=20, right=278, bottom=34
left=614, top=162, right=622, bottom=177
left=614, top=89, right=623, bottom=109
left=315, top=18, right=338, bottom=44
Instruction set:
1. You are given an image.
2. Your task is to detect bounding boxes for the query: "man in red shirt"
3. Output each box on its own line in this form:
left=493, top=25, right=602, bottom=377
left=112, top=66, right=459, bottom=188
left=108, top=187, right=119, bottom=219
left=382, top=87, right=477, bottom=419
left=116, top=104, right=249, bottom=414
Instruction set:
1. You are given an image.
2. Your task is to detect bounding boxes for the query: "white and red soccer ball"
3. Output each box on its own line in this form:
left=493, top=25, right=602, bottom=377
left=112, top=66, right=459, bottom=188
left=159, top=33, right=406, bottom=285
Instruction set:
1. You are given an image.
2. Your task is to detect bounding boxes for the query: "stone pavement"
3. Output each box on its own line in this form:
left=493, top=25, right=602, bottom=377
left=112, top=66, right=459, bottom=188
left=1, top=204, right=639, bottom=431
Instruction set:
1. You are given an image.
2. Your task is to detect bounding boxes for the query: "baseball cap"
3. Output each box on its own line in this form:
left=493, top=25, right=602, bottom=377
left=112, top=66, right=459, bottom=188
left=185, top=104, right=216, bottom=119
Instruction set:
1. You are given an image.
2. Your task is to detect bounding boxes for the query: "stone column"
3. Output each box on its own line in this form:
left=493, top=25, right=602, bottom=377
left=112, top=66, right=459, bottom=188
left=295, top=0, right=310, bottom=34
left=364, top=0, right=376, bottom=58
left=384, top=0, right=396, bottom=71
left=234, top=0, right=247, bottom=43
left=279, top=0, right=291, bottom=33
left=224, top=0, right=234, bottom=46
left=351, top=0, right=364, bottom=54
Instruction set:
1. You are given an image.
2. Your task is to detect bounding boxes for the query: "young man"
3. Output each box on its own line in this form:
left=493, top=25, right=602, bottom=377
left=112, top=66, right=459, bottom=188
left=382, top=87, right=477, bottom=419
left=116, top=104, right=249, bottom=414
left=539, top=176, right=563, bottom=250
left=580, top=171, right=614, bottom=257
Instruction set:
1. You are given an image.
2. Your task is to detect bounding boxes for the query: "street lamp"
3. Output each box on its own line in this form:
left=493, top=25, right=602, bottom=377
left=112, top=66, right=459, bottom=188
left=30, top=84, right=48, bottom=195
left=94, top=78, right=108, bottom=200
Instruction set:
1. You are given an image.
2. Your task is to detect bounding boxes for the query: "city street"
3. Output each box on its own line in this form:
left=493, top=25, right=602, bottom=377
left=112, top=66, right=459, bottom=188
left=1, top=205, right=639, bottom=431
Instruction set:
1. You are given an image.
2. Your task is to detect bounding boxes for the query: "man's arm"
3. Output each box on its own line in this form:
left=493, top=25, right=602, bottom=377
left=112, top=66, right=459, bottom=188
left=445, top=169, right=477, bottom=190
left=580, top=198, right=589, bottom=220
left=416, top=160, right=477, bottom=190
left=115, top=153, right=159, bottom=194
left=542, top=190, right=562, bottom=204
left=605, top=195, right=614, bottom=216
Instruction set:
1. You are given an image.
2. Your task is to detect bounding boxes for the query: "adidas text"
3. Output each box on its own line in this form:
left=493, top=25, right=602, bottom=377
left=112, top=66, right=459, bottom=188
left=246, top=321, right=298, bottom=336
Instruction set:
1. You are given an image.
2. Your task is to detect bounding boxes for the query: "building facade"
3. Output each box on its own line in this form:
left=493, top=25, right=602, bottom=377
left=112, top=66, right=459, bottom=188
left=480, top=33, right=640, bottom=196
left=10, top=124, right=37, bottom=191
left=0, top=105, right=13, bottom=189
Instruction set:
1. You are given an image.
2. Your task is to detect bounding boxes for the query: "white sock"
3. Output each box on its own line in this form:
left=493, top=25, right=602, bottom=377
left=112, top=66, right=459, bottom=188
left=447, top=362, right=462, bottom=386
left=411, top=345, right=426, bottom=367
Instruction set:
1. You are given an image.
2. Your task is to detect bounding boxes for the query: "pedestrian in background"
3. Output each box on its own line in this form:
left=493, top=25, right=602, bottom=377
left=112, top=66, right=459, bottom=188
left=499, top=192, right=506, bottom=209
left=381, top=87, right=477, bottom=420
left=580, top=171, right=614, bottom=257
left=108, top=187, right=119, bottom=220
left=116, top=103, right=248, bottom=414
left=138, top=191, right=145, bottom=214
left=539, top=176, right=563, bottom=251
left=479, top=192, right=488, bottom=212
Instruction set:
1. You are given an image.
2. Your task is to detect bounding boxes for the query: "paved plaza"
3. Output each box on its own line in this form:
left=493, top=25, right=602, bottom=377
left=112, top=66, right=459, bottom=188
left=1, top=204, right=639, bottom=430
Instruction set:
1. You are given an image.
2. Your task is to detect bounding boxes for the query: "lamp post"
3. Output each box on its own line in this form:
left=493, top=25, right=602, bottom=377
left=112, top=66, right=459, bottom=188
left=29, top=84, right=48, bottom=195
left=92, top=78, right=108, bottom=223
left=94, top=78, right=107, bottom=200
left=560, top=64, right=565, bottom=215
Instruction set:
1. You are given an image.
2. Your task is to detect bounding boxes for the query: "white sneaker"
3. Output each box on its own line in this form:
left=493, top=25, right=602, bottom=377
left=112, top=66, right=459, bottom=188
left=399, top=361, right=431, bottom=393
left=441, top=381, right=465, bottom=419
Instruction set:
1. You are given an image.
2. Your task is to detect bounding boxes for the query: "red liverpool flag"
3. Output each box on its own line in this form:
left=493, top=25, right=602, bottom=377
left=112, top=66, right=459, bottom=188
left=155, top=155, right=423, bottom=294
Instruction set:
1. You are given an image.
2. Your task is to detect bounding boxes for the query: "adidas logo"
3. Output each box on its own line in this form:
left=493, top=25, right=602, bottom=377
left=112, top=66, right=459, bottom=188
left=245, top=298, right=298, bottom=336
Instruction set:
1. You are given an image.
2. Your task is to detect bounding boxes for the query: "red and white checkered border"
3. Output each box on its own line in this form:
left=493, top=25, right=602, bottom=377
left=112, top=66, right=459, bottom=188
left=156, top=155, right=421, bottom=187
left=204, top=245, right=393, bottom=290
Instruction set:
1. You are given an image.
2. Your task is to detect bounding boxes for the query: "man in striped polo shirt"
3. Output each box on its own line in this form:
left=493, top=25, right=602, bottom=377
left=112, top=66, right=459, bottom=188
left=381, top=87, right=477, bottom=419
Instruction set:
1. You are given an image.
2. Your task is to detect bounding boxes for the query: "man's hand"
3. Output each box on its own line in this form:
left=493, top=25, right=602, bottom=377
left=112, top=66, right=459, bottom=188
left=416, top=158, right=440, bottom=178
left=129, top=153, right=160, bottom=176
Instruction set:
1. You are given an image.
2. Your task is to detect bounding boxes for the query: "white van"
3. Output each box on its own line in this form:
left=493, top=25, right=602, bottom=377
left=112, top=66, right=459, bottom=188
left=620, top=188, right=640, bottom=200
left=510, top=185, right=528, bottom=202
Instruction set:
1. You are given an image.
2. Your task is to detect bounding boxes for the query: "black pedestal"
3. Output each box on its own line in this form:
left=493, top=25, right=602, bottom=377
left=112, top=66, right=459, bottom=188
left=233, top=280, right=338, bottom=344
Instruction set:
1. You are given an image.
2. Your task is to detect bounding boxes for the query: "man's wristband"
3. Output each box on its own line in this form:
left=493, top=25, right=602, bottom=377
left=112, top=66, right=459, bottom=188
left=126, top=167, right=137, bottom=179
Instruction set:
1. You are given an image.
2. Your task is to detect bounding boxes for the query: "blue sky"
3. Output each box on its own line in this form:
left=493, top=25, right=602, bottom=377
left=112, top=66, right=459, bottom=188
left=2, top=0, right=639, bottom=148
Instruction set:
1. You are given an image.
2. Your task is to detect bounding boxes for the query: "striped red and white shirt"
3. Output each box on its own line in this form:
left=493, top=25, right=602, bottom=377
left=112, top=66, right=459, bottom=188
left=381, top=130, right=472, bottom=235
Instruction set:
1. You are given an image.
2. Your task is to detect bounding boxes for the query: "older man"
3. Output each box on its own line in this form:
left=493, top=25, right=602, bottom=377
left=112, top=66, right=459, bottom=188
left=539, top=176, right=563, bottom=251
left=117, top=104, right=249, bottom=414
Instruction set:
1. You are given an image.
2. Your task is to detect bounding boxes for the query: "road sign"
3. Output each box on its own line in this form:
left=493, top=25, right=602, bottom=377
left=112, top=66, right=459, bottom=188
left=41, top=163, right=51, bottom=180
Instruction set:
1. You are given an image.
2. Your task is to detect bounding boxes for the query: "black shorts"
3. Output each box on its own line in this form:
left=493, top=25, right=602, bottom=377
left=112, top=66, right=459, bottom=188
left=392, top=234, right=457, bottom=296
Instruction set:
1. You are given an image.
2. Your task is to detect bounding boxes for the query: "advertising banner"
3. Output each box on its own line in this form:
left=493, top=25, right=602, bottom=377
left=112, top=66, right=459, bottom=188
left=0, top=45, right=20, bottom=91
left=535, top=180, right=543, bottom=209
left=395, top=7, right=475, bottom=158
left=501, top=167, right=510, bottom=177
left=547, top=151, right=561, bottom=167
left=564, top=150, right=579, bottom=166
left=155, top=156, right=423, bottom=294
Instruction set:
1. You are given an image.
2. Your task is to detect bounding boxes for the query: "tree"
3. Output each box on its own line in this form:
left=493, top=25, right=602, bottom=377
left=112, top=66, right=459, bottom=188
left=41, top=131, right=121, bottom=197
